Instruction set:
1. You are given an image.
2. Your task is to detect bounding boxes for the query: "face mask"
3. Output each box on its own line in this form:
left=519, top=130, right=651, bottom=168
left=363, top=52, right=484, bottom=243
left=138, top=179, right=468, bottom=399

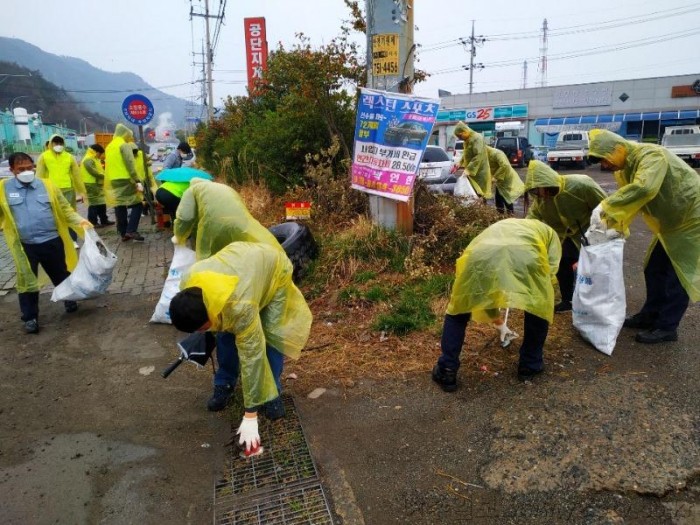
left=180, top=152, right=188, bottom=159
left=17, top=170, right=35, bottom=184
left=53, top=145, right=64, bottom=153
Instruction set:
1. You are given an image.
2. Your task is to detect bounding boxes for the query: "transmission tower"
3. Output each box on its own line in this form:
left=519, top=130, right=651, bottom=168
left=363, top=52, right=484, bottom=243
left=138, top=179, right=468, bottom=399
left=539, top=18, right=548, bottom=88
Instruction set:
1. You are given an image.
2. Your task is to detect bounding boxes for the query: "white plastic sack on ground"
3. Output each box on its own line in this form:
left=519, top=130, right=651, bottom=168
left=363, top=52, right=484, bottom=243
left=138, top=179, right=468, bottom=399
left=454, top=175, right=478, bottom=205
left=150, top=244, right=196, bottom=324
left=52, top=228, right=118, bottom=302
left=572, top=238, right=626, bottom=355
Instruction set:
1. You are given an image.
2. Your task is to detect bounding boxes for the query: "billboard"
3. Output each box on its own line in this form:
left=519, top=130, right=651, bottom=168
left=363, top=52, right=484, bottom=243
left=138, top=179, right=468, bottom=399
left=244, top=17, right=268, bottom=93
left=351, top=88, right=440, bottom=202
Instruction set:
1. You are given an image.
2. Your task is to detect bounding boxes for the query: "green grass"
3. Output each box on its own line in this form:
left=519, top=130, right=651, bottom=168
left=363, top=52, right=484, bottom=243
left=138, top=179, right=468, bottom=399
left=353, top=270, right=377, bottom=283
left=373, top=274, right=452, bottom=335
left=364, top=284, right=389, bottom=302
left=338, top=285, right=362, bottom=304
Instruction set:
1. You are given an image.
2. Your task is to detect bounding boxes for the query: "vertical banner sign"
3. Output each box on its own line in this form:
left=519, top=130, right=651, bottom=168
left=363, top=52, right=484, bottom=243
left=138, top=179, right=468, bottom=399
left=244, top=17, right=268, bottom=93
left=351, top=88, right=440, bottom=202
left=372, top=33, right=399, bottom=76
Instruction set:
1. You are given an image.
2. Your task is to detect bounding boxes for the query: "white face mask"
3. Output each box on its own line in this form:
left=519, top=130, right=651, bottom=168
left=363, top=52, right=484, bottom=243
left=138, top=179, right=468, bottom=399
left=53, top=145, right=64, bottom=153
left=180, top=152, right=188, bottom=159
left=17, top=170, right=36, bottom=184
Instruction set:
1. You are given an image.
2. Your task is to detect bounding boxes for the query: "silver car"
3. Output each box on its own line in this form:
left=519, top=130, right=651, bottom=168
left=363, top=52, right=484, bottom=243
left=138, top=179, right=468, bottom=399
left=418, top=146, right=457, bottom=194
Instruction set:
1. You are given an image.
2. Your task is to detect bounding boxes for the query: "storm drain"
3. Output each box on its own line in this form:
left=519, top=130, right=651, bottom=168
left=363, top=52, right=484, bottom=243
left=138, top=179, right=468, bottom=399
left=214, top=395, right=334, bottom=524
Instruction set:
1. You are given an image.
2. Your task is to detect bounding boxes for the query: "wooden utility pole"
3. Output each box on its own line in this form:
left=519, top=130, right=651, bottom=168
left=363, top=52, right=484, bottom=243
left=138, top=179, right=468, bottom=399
left=365, top=0, right=415, bottom=234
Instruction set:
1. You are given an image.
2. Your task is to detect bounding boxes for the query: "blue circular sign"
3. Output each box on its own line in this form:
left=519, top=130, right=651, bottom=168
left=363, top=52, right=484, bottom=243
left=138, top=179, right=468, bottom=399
left=122, top=94, right=155, bottom=125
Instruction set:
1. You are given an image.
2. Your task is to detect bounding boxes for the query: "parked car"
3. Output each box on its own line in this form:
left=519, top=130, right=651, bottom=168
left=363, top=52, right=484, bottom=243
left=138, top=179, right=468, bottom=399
left=0, top=159, right=12, bottom=179
left=384, top=122, right=428, bottom=147
left=418, top=145, right=456, bottom=194
left=495, top=136, right=533, bottom=168
left=452, top=140, right=465, bottom=164
left=531, top=145, right=549, bottom=163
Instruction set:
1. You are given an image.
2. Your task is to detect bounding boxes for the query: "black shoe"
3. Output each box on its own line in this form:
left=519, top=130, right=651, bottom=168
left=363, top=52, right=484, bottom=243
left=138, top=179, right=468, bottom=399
left=518, top=366, right=543, bottom=382
left=101, top=220, right=116, bottom=227
left=624, top=312, right=655, bottom=330
left=262, top=397, right=286, bottom=420
left=432, top=364, right=458, bottom=392
left=554, top=301, right=572, bottom=313
left=207, top=385, right=233, bottom=412
left=635, top=329, right=678, bottom=344
left=130, top=232, right=145, bottom=242
left=65, top=301, right=79, bottom=313
left=24, top=319, right=39, bottom=334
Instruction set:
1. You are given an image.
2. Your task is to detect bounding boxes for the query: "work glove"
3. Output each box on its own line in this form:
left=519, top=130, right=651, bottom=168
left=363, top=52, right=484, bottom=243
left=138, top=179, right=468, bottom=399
left=589, top=204, right=605, bottom=231
left=135, top=182, right=144, bottom=193
left=80, top=220, right=94, bottom=229
left=495, top=322, right=519, bottom=348
left=586, top=227, right=623, bottom=246
left=171, top=235, right=183, bottom=245
left=237, top=415, right=261, bottom=454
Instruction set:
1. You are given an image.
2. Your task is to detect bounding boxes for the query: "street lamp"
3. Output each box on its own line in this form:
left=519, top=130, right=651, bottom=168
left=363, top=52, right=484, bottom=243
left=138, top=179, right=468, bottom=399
left=9, top=95, right=29, bottom=113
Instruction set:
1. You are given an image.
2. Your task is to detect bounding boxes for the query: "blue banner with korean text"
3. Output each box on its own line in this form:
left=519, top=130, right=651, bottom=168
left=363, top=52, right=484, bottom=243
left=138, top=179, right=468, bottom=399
left=352, top=88, right=440, bottom=202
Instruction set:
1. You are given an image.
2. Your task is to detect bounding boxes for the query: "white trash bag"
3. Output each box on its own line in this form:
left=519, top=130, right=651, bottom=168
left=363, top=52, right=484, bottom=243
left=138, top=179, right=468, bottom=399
left=572, top=238, right=626, bottom=355
left=52, top=228, right=118, bottom=302
left=454, top=175, right=478, bottom=205
left=150, top=244, right=196, bottom=324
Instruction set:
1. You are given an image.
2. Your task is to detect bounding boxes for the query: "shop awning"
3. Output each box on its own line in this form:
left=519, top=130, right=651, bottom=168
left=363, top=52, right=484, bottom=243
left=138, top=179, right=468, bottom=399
left=535, top=109, right=700, bottom=132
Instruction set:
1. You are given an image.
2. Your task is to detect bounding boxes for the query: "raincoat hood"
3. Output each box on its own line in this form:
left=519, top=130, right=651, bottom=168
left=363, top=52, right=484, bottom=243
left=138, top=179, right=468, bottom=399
left=453, top=121, right=472, bottom=138
left=589, top=129, right=632, bottom=168
left=525, top=160, right=562, bottom=191
left=113, top=123, right=134, bottom=141
left=48, top=133, right=65, bottom=145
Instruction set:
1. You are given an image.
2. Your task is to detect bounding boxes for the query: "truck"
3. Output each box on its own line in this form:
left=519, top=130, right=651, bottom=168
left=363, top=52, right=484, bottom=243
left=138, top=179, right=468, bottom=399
left=547, top=130, right=590, bottom=170
left=661, top=125, right=700, bottom=168
left=84, top=132, right=113, bottom=149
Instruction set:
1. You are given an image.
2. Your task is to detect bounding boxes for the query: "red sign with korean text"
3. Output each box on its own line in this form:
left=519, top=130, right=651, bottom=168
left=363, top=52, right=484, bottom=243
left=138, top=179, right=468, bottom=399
left=244, top=17, right=268, bottom=94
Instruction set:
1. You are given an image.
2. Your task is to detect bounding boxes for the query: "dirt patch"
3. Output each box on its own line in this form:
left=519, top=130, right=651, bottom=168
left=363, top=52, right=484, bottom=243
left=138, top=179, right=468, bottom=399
left=482, top=376, right=700, bottom=495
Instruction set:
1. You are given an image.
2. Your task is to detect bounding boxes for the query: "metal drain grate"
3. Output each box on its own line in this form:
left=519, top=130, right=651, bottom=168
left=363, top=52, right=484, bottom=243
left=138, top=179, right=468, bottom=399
left=214, top=395, right=334, bottom=524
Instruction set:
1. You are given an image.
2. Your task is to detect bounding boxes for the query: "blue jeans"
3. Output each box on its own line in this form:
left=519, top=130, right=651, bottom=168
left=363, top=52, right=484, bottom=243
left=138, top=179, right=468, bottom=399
left=437, top=311, right=549, bottom=372
left=215, top=332, right=284, bottom=408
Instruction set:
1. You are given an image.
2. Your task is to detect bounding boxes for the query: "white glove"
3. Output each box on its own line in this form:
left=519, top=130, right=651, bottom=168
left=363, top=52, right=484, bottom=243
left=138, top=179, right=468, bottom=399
left=236, top=415, right=261, bottom=453
left=589, top=204, right=605, bottom=231
left=135, top=182, right=144, bottom=192
left=586, top=227, right=623, bottom=246
left=496, top=323, right=519, bottom=348
left=171, top=235, right=182, bottom=245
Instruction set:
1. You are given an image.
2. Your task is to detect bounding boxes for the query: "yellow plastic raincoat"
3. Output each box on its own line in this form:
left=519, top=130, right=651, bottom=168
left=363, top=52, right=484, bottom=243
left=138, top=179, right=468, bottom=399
left=174, top=178, right=283, bottom=260
left=105, top=124, right=141, bottom=206
left=525, top=160, right=607, bottom=248
left=589, top=129, right=700, bottom=301
left=0, top=178, right=83, bottom=292
left=36, top=134, right=85, bottom=206
left=454, top=121, right=492, bottom=198
left=447, top=218, right=561, bottom=323
left=80, top=148, right=106, bottom=206
left=486, top=146, right=525, bottom=204
left=180, top=242, right=312, bottom=407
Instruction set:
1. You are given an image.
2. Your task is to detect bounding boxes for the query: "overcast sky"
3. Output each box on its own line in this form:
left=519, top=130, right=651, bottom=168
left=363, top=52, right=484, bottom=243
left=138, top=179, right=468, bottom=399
left=4, top=0, right=700, bottom=108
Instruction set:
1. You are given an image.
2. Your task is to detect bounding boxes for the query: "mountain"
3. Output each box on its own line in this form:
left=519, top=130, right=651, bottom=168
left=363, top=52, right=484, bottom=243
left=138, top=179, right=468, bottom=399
left=0, top=37, right=199, bottom=127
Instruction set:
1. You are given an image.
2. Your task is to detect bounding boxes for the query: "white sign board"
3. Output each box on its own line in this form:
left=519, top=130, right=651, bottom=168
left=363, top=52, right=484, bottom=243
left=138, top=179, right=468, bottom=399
left=552, top=86, right=612, bottom=109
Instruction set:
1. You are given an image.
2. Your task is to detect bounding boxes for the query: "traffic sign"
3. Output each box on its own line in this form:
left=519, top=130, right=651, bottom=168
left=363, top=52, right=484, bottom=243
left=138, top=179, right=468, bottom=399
left=122, top=94, right=154, bottom=125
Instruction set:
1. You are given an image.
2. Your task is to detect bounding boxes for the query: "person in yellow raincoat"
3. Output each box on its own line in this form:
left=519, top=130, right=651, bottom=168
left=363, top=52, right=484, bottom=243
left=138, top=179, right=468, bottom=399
left=486, top=145, right=525, bottom=214
left=105, top=124, right=144, bottom=241
left=524, top=159, right=606, bottom=312
left=80, top=144, right=113, bottom=227
left=131, top=144, right=157, bottom=216
left=432, top=218, right=561, bottom=391
left=169, top=241, right=312, bottom=454
left=454, top=121, right=492, bottom=199
left=0, top=153, right=92, bottom=334
left=587, top=129, right=700, bottom=344
left=172, top=177, right=283, bottom=260
left=36, top=134, right=86, bottom=245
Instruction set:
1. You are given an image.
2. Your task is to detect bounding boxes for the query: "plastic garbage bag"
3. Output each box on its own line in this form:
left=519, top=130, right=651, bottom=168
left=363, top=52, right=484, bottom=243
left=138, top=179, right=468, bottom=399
left=150, top=244, right=196, bottom=323
left=52, top=228, right=118, bottom=302
left=454, top=175, right=478, bottom=205
left=572, top=238, right=626, bottom=355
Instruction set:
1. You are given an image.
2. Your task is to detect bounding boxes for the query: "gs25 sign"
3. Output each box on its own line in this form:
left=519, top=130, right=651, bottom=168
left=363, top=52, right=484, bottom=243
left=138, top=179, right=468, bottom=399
left=464, top=107, right=493, bottom=121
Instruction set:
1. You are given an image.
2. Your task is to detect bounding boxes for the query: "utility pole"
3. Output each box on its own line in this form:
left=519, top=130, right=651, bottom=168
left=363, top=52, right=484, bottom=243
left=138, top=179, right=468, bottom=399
left=460, top=21, right=485, bottom=95
left=522, top=60, right=528, bottom=89
left=190, top=0, right=221, bottom=123
left=365, top=0, right=415, bottom=233
left=539, top=18, right=548, bottom=88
